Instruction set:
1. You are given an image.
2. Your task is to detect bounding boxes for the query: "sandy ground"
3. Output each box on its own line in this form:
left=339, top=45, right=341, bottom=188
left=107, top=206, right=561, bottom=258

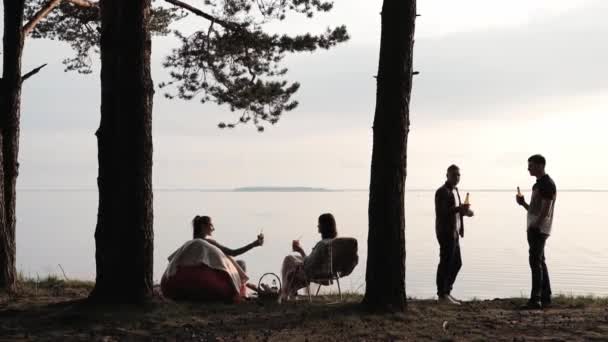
left=1, top=282, right=608, bottom=341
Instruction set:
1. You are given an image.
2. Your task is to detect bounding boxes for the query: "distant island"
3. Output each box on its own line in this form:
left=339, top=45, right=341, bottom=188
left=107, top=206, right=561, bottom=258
left=233, top=186, right=331, bottom=192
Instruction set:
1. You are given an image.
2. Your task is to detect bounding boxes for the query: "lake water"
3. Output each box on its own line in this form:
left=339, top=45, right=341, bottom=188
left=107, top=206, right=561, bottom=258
left=15, top=190, right=608, bottom=300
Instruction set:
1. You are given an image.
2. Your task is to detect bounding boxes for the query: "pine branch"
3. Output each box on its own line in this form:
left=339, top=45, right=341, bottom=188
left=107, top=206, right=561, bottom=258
left=66, top=0, right=97, bottom=8
left=23, top=0, right=62, bottom=36
left=21, top=64, right=48, bottom=82
left=164, top=0, right=242, bottom=31
left=23, top=0, right=98, bottom=36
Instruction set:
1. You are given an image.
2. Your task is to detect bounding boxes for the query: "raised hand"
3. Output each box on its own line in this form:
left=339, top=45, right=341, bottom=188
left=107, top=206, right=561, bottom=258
left=256, top=233, right=264, bottom=246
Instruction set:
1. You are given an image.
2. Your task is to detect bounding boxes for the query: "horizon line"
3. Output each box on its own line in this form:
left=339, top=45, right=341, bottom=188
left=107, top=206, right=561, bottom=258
left=15, top=187, right=608, bottom=192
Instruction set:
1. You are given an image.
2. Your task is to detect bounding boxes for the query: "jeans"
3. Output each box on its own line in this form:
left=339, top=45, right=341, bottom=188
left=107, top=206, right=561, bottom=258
left=436, top=235, right=462, bottom=297
left=527, top=229, right=552, bottom=302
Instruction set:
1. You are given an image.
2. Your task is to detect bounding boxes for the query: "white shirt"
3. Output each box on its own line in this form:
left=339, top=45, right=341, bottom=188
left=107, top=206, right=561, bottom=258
left=453, top=189, right=461, bottom=235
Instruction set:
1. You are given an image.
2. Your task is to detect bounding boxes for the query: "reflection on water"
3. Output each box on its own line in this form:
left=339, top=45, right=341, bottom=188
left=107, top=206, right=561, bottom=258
left=16, top=190, right=608, bottom=299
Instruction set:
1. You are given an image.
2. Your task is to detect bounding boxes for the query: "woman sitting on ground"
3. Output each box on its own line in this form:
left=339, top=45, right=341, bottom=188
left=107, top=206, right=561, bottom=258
left=193, top=215, right=264, bottom=293
left=281, top=213, right=338, bottom=300
left=192, top=215, right=264, bottom=256
left=160, top=215, right=263, bottom=301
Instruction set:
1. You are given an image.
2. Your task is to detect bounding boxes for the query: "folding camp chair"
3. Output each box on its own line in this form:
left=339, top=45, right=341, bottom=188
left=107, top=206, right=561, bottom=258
left=305, top=237, right=358, bottom=302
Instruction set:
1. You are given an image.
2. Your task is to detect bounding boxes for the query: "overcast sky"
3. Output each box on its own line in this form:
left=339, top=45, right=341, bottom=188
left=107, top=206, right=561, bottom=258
left=8, top=0, right=608, bottom=190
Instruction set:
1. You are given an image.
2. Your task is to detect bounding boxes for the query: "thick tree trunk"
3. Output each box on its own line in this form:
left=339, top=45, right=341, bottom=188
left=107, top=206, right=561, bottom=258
left=0, top=0, right=25, bottom=291
left=362, top=0, right=416, bottom=312
left=89, top=0, right=154, bottom=302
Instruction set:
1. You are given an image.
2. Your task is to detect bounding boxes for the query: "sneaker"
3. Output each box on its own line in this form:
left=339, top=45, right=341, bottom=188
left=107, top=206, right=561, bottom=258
left=438, top=295, right=461, bottom=305
left=519, top=300, right=542, bottom=310
left=448, top=294, right=462, bottom=305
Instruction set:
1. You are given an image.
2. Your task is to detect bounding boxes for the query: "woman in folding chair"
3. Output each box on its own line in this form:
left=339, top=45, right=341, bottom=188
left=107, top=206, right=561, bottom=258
left=280, top=213, right=338, bottom=301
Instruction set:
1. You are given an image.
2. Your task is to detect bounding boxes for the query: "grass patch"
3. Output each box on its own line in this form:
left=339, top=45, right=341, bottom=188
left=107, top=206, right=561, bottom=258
left=17, top=273, right=94, bottom=289
left=309, top=290, right=363, bottom=302
left=456, top=293, right=608, bottom=308
left=2, top=282, right=608, bottom=341
left=551, top=294, right=608, bottom=307
left=3, top=273, right=95, bottom=298
left=6, top=276, right=608, bottom=309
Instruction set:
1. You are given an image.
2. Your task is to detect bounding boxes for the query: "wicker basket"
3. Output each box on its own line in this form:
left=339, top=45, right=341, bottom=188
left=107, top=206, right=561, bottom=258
left=257, top=272, right=281, bottom=302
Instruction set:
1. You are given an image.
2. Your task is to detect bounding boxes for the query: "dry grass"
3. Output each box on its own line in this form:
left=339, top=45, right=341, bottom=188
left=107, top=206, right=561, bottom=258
left=5, top=274, right=94, bottom=299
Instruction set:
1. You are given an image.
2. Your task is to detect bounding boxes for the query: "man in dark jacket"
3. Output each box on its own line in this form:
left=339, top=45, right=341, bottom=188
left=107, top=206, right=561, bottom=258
left=435, top=164, right=474, bottom=304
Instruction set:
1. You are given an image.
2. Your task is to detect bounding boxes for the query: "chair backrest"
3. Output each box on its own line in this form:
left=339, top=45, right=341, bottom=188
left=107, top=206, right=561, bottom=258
left=330, top=237, right=358, bottom=277
left=304, top=237, right=358, bottom=279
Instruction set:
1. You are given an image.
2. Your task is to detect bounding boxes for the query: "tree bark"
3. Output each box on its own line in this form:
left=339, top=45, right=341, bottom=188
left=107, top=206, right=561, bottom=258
left=362, top=0, right=416, bottom=312
left=89, top=0, right=154, bottom=302
left=0, top=0, right=26, bottom=291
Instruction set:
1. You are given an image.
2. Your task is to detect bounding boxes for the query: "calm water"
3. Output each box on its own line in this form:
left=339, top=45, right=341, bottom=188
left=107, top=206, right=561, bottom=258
left=15, top=190, right=608, bottom=299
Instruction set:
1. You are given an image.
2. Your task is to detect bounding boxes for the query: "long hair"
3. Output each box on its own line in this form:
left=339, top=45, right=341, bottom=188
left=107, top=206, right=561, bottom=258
left=318, top=213, right=337, bottom=239
left=192, top=215, right=211, bottom=238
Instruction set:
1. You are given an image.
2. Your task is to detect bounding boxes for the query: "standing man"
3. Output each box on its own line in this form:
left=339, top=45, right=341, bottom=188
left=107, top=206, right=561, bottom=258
left=435, top=164, right=474, bottom=304
left=516, top=154, right=556, bottom=309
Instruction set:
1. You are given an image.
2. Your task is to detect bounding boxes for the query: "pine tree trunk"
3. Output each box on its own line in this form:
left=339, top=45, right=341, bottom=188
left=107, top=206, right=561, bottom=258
left=362, top=0, right=416, bottom=312
left=0, top=0, right=25, bottom=291
left=89, top=0, right=154, bottom=302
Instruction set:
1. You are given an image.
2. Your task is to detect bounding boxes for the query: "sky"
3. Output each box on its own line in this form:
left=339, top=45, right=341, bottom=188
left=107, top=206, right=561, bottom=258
left=7, top=0, right=608, bottom=190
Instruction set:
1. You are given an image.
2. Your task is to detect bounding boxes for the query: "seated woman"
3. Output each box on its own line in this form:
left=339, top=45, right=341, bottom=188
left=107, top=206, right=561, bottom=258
left=160, top=215, right=263, bottom=302
left=280, top=213, right=338, bottom=300
left=194, top=215, right=264, bottom=294
left=192, top=215, right=263, bottom=258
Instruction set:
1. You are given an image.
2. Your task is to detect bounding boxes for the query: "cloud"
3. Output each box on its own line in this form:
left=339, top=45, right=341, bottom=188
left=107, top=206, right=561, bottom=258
left=14, top=1, right=608, bottom=189
left=412, top=1, right=608, bottom=120
left=275, top=1, right=608, bottom=123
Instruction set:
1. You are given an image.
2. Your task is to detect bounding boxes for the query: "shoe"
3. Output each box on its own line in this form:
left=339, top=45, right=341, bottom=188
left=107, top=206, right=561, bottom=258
left=438, top=295, right=461, bottom=305
left=448, top=294, right=462, bottom=305
left=519, top=300, right=542, bottom=310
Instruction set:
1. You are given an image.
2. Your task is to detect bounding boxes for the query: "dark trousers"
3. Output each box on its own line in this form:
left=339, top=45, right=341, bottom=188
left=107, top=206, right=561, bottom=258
left=436, top=235, right=462, bottom=297
left=527, top=229, right=552, bottom=302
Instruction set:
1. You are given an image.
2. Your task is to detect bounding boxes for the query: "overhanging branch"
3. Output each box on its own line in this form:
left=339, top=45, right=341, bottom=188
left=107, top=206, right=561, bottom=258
left=22, top=0, right=99, bottom=36
left=164, top=0, right=242, bottom=31
left=23, top=0, right=62, bottom=36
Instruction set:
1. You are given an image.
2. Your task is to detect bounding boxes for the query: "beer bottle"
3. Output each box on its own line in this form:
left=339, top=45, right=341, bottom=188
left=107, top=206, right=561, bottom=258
left=464, top=192, right=470, bottom=205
